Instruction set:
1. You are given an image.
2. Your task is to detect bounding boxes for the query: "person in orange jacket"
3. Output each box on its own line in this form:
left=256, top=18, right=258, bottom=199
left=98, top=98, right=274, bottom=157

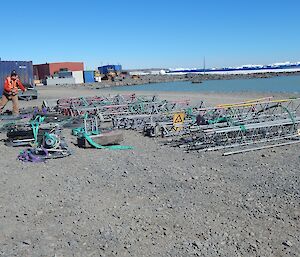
left=0, top=70, right=27, bottom=115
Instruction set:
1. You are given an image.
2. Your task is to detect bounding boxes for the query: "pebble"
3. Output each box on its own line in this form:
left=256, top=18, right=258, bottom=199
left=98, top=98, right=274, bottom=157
left=166, top=203, right=173, bottom=208
left=192, top=241, right=201, bottom=249
left=282, top=240, right=293, bottom=247
left=22, top=240, right=31, bottom=245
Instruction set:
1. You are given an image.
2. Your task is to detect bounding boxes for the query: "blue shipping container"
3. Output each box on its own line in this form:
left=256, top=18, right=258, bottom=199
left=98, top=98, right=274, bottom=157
left=98, top=65, right=122, bottom=74
left=0, top=61, right=34, bottom=96
left=83, top=71, right=95, bottom=83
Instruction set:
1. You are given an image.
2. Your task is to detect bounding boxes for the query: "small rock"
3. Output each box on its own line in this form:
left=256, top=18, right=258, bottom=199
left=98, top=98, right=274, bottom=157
left=192, top=241, right=201, bottom=249
left=166, top=203, right=173, bottom=209
left=22, top=240, right=31, bottom=245
left=282, top=240, right=292, bottom=247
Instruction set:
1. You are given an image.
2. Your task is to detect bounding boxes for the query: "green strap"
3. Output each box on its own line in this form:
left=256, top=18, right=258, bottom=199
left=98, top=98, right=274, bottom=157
left=74, top=113, right=132, bottom=150
left=72, top=127, right=85, bottom=136
left=281, top=105, right=296, bottom=128
left=208, top=116, right=228, bottom=124
left=129, top=102, right=145, bottom=113
left=30, top=115, right=45, bottom=145
left=239, top=124, right=246, bottom=131
left=83, top=132, right=133, bottom=150
left=80, top=97, right=89, bottom=107
left=186, top=107, right=193, bottom=116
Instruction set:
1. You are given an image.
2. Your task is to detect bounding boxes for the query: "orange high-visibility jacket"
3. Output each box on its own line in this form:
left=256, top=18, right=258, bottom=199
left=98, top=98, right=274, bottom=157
left=3, top=76, right=26, bottom=94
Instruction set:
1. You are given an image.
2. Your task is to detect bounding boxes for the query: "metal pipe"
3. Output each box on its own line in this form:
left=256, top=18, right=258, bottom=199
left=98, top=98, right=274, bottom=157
left=223, top=139, right=300, bottom=156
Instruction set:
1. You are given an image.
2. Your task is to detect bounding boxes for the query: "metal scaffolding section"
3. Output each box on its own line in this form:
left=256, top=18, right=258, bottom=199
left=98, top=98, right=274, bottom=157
left=58, top=95, right=193, bottom=122
left=146, top=98, right=300, bottom=138
left=57, top=94, right=158, bottom=109
left=198, top=98, right=300, bottom=127
left=44, top=94, right=300, bottom=154
left=186, top=117, right=300, bottom=151
left=162, top=98, right=300, bottom=152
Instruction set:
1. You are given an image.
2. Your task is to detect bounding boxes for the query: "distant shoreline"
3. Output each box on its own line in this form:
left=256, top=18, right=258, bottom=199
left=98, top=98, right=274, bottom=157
left=45, top=71, right=300, bottom=90
left=83, top=71, right=300, bottom=89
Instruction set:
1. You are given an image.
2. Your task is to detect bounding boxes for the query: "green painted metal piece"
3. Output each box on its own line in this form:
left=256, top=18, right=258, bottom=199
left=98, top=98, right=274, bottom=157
left=30, top=115, right=45, bottom=145
left=82, top=132, right=133, bottom=150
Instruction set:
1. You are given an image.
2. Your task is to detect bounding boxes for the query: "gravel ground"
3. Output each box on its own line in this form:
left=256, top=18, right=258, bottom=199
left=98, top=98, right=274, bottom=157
left=0, top=87, right=299, bottom=257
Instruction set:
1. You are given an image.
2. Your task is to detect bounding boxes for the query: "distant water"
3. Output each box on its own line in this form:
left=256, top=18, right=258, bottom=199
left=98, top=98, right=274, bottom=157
left=108, top=75, right=300, bottom=93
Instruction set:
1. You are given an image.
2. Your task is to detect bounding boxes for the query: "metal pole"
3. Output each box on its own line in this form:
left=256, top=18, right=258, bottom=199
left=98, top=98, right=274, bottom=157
left=223, top=139, right=300, bottom=156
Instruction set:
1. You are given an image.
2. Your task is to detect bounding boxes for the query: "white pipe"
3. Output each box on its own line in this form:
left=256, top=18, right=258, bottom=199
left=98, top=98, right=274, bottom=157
left=223, top=139, right=300, bottom=156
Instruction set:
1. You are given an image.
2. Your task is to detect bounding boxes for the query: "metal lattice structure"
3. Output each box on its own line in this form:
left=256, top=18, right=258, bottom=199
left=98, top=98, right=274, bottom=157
left=112, top=102, right=205, bottom=131
left=161, top=98, right=300, bottom=152
left=146, top=98, right=300, bottom=137
left=45, top=94, right=300, bottom=154
left=57, top=94, right=159, bottom=115
left=57, top=94, right=193, bottom=123
left=199, top=98, right=300, bottom=126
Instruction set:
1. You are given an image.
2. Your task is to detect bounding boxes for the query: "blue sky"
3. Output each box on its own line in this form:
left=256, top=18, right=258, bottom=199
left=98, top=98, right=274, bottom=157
left=1, top=0, right=299, bottom=69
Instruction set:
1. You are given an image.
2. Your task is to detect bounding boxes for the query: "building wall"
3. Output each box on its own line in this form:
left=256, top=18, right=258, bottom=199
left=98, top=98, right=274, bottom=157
left=72, top=71, right=84, bottom=84
left=34, top=62, right=84, bottom=80
left=49, top=62, right=84, bottom=76
left=46, top=77, right=76, bottom=86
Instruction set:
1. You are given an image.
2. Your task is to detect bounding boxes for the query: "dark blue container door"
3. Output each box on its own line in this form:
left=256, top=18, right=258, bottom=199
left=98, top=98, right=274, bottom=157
left=0, top=61, right=34, bottom=96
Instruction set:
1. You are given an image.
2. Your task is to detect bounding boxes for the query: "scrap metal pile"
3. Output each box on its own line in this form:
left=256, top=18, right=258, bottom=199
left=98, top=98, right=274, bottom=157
left=53, top=93, right=204, bottom=133
left=53, top=94, right=300, bottom=154
left=1, top=94, right=299, bottom=162
left=56, top=94, right=195, bottom=121
left=160, top=97, right=300, bottom=155
left=0, top=111, right=73, bottom=162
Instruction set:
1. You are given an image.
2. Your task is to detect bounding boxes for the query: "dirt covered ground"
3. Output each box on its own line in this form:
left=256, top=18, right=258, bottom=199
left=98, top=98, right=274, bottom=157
left=0, top=87, right=299, bottom=257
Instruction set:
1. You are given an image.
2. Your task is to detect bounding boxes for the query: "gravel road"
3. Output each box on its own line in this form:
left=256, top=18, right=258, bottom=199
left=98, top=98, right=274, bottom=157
left=0, top=87, right=299, bottom=257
